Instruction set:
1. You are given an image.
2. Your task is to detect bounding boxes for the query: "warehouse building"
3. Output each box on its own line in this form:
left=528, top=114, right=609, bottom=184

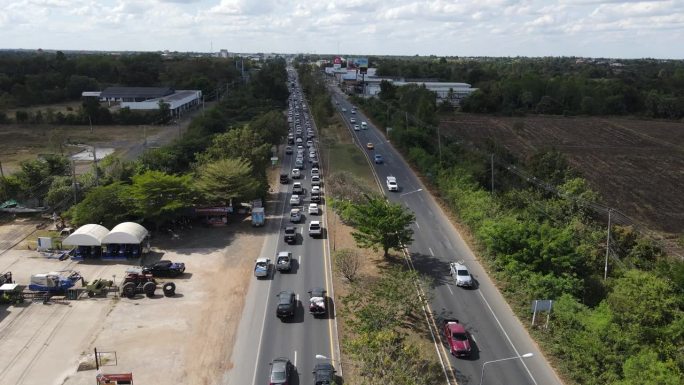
left=83, top=87, right=202, bottom=118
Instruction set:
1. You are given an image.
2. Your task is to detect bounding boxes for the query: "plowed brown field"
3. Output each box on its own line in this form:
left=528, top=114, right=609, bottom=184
left=440, top=114, right=684, bottom=235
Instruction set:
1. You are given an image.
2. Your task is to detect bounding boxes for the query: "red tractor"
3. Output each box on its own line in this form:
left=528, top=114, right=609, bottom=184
left=121, top=269, right=176, bottom=299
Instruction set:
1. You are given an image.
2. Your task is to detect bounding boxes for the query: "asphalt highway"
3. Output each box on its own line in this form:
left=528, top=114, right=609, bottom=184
left=329, top=84, right=564, bottom=385
left=228, top=69, right=339, bottom=385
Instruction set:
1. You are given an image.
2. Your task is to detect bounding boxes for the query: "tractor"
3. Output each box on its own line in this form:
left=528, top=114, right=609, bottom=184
left=121, top=268, right=176, bottom=299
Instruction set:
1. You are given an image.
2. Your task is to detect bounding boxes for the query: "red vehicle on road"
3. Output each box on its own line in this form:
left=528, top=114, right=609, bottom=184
left=443, top=319, right=472, bottom=357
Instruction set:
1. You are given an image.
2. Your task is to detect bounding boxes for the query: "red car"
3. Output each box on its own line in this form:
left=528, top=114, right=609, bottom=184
left=443, top=319, right=472, bottom=357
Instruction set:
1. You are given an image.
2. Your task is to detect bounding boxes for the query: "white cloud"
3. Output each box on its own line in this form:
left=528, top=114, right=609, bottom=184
left=0, top=0, right=681, bottom=58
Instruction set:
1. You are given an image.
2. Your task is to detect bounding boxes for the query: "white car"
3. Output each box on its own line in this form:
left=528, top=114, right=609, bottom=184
left=311, top=185, right=321, bottom=195
left=290, top=194, right=301, bottom=205
left=350, top=118, right=356, bottom=124
left=450, top=262, right=473, bottom=287
left=342, top=107, right=347, bottom=112
left=290, top=208, right=302, bottom=222
left=308, top=203, right=319, bottom=215
left=386, top=176, right=398, bottom=192
left=308, top=221, right=322, bottom=237
left=254, top=257, right=270, bottom=278
left=311, top=168, right=320, bottom=176
left=311, top=175, right=321, bottom=186
left=291, top=168, right=301, bottom=179
left=292, top=182, right=304, bottom=194
left=353, top=125, right=360, bottom=131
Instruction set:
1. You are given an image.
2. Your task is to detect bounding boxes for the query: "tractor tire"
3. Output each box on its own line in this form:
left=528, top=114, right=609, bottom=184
left=143, top=282, right=156, bottom=297
left=162, top=282, right=176, bottom=297
left=87, top=291, right=95, bottom=298
left=122, top=282, right=137, bottom=299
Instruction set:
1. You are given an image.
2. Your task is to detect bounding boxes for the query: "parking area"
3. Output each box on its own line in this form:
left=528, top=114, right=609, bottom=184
left=0, top=222, right=262, bottom=385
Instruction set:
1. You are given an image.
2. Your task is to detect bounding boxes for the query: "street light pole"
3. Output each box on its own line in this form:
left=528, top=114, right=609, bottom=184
left=479, top=353, right=533, bottom=385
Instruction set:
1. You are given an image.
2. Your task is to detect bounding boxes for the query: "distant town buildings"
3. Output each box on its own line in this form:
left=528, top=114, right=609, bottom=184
left=82, top=87, right=202, bottom=118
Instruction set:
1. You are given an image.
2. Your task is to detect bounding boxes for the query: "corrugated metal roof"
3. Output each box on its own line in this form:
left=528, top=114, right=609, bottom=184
left=100, top=87, right=174, bottom=99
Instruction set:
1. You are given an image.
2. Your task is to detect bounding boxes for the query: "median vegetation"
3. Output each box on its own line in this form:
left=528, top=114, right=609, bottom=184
left=355, top=83, right=684, bottom=384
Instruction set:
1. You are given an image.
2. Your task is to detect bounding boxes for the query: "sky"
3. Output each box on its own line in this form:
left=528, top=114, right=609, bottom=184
left=0, top=0, right=683, bottom=59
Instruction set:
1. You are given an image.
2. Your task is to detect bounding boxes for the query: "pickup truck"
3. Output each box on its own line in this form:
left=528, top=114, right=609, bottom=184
left=254, top=258, right=270, bottom=278
left=386, top=176, right=398, bottom=192
left=276, top=251, right=292, bottom=272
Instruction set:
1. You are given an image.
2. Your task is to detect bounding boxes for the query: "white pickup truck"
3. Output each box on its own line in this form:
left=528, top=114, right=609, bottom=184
left=386, top=176, right=398, bottom=192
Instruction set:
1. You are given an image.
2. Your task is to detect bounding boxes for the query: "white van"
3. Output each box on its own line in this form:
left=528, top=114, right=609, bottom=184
left=361, top=122, right=368, bottom=129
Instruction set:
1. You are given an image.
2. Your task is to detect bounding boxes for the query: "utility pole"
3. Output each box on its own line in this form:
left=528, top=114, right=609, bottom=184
left=604, top=209, right=612, bottom=280
left=92, top=147, right=99, bottom=186
left=71, top=160, right=78, bottom=204
left=490, top=154, right=494, bottom=194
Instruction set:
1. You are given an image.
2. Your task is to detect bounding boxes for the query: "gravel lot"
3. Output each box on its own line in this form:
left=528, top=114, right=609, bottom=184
left=0, top=221, right=262, bottom=385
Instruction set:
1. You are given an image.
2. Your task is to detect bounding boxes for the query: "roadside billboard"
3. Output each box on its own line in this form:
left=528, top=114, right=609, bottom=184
left=355, top=57, right=369, bottom=74
left=333, top=56, right=342, bottom=70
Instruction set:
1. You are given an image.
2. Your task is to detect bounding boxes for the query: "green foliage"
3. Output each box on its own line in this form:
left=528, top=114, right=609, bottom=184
left=346, top=196, right=415, bottom=258
left=69, top=182, right=132, bottom=228
left=618, top=350, right=682, bottom=385
left=128, top=170, right=195, bottom=228
left=195, top=158, right=263, bottom=204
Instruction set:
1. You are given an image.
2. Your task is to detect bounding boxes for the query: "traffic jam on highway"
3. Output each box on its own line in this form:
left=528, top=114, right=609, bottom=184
left=327, top=80, right=561, bottom=385
left=246, top=67, right=338, bottom=385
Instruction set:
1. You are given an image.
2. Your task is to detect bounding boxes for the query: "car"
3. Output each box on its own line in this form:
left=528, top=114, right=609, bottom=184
left=307, top=140, right=313, bottom=147
left=311, top=167, right=320, bottom=176
left=269, top=357, right=293, bottom=385
left=296, top=155, right=304, bottom=163
left=297, top=145, right=305, bottom=152
left=374, top=154, right=384, bottom=164
left=386, top=176, right=398, bottom=191
left=276, top=290, right=296, bottom=319
left=296, top=137, right=303, bottom=145
left=443, top=319, right=472, bottom=357
left=295, top=159, right=305, bottom=170
left=290, top=195, right=301, bottom=205
left=350, top=108, right=356, bottom=114
left=361, top=121, right=367, bottom=129
left=311, top=185, right=321, bottom=195
left=308, top=287, right=327, bottom=317
left=308, top=203, right=319, bottom=215
left=311, top=175, right=321, bottom=186
left=350, top=118, right=356, bottom=124
left=284, top=226, right=297, bottom=244
left=309, top=221, right=322, bottom=237
left=310, top=192, right=321, bottom=203
left=292, top=182, right=304, bottom=194
left=353, top=124, right=360, bottom=131
left=275, top=251, right=292, bottom=272
left=312, top=362, right=336, bottom=385
left=254, top=258, right=271, bottom=278
left=291, top=168, right=301, bottom=179
left=450, top=262, right=473, bottom=287
left=280, top=173, right=289, bottom=184
left=289, top=208, right=302, bottom=222
left=285, top=146, right=293, bottom=155
left=366, top=142, right=374, bottom=150
left=142, top=260, right=185, bottom=277
left=341, top=107, right=347, bottom=112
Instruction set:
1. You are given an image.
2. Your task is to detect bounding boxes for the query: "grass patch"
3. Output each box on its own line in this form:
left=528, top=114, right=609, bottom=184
left=320, top=118, right=376, bottom=189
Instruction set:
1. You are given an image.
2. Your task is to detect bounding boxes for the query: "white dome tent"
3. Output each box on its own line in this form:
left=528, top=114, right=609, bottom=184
left=62, top=224, right=109, bottom=259
left=101, top=222, right=150, bottom=259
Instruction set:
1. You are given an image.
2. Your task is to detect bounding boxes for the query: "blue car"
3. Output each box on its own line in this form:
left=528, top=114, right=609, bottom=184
left=374, top=154, right=384, bottom=164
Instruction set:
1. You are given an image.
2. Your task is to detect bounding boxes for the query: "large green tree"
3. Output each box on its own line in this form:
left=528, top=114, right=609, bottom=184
left=69, top=182, right=132, bottom=228
left=348, top=196, right=415, bottom=258
left=129, top=170, right=195, bottom=228
left=195, top=158, right=263, bottom=205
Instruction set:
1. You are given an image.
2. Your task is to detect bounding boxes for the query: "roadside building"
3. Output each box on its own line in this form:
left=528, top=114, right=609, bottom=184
left=82, top=87, right=202, bottom=119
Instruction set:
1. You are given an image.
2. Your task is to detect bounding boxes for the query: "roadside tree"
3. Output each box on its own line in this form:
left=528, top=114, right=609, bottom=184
left=348, top=196, right=415, bottom=258
left=195, top=158, right=263, bottom=205
left=129, top=170, right=195, bottom=228
left=69, top=182, right=132, bottom=228
left=334, top=248, right=361, bottom=282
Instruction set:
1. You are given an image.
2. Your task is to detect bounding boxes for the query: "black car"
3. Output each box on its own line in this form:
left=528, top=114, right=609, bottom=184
left=142, top=260, right=185, bottom=277
left=310, top=193, right=321, bottom=203
left=312, top=362, right=336, bottom=385
left=269, top=357, right=293, bottom=385
left=280, top=173, right=289, bottom=184
left=284, top=226, right=297, bottom=244
left=276, top=290, right=296, bottom=319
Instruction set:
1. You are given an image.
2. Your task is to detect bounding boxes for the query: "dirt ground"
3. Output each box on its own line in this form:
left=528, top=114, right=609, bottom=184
left=0, top=219, right=262, bottom=385
left=440, top=114, right=684, bottom=236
